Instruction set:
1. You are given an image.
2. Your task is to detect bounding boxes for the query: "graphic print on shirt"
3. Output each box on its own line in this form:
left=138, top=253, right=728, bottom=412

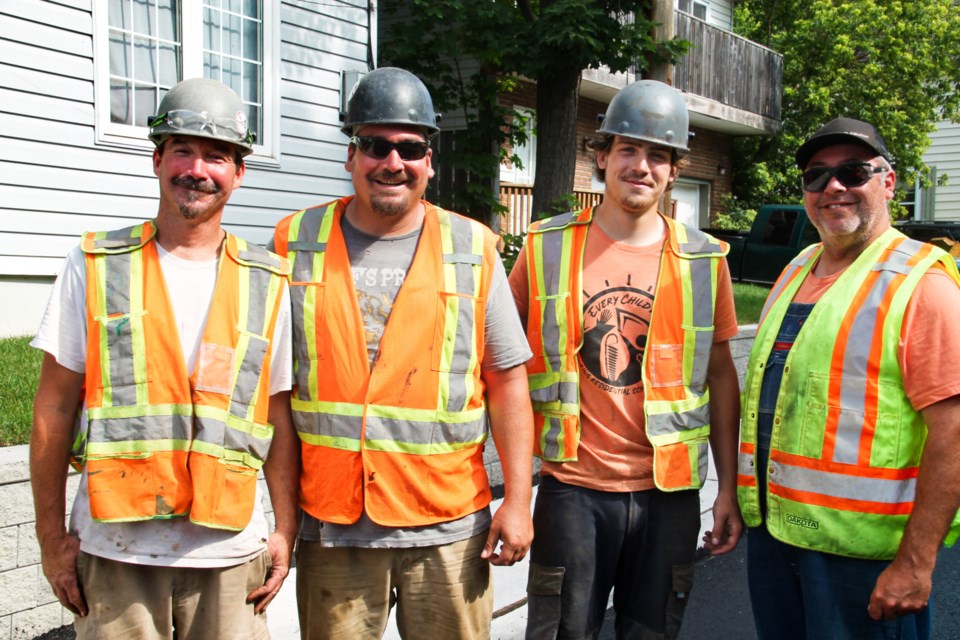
left=351, top=265, right=408, bottom=360
left=580, top=276, right=655, bottom=394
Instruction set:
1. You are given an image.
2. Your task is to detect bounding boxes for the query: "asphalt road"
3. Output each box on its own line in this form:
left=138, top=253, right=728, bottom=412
left=599, top=532, right=960, bottom=640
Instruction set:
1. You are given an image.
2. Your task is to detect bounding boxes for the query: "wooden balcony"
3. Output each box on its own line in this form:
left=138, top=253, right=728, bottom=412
left=499, top=184, right=604, bottom=235
left=673, top=12, right=782, bottom=123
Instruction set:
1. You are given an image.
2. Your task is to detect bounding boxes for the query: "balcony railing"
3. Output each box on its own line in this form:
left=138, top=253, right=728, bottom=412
left=499, top=185, right=603, bottom=235
left=673, top=12, right=782, bottom=121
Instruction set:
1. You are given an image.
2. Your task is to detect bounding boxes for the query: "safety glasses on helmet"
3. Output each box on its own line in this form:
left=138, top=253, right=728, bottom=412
left=801, top=162, right=885, bottom=193
left=351, top=136, right=430, bottom=161
left=148, top=109, right=256, bottom=145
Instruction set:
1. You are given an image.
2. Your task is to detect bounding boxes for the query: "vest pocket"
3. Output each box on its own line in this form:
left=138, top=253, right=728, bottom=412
left=188, top=455, right=259, bottom=531
left=86, top=450, right=191, bottom=521
left=648, top=343, right=684, bottom=388
left=94, top=311, right=149, bottom=388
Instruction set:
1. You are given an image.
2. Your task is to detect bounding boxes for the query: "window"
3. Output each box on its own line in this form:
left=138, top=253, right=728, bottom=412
left=500, top=107, right=536, bottom=185
left=677, top=0, right=708, bottom=21
left=95, top=0, right=278, bottom=160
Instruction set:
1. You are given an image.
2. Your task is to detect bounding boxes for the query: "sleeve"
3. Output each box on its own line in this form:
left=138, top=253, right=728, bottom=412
left=899, top=266, right=960, bottom=410
left=481, top=257, right=533, bottom=371
left=507, top=244, right=531, bottom=323
left=268, top=281, right=293, bottom=395
left=713, top=257, right=739, bottom=342
left=30, top=246, right=87, bottom=374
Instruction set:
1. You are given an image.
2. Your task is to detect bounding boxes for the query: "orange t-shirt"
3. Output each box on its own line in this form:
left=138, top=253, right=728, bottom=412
left=509, top=221, right=739, bottom=492
left=792, top=264, right=960, bottom=411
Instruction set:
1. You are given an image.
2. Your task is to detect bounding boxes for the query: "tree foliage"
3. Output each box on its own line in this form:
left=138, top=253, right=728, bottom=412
left=380, top=0, right=688, bottom=223
left=731, top=0, right=960, bottom=213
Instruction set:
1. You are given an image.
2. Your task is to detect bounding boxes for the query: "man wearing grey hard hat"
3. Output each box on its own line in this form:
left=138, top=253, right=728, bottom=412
left=738, top=116, right=960, bottom=639
left=30, top=77, right=297, bottom=638
left=509, top=79, right=743, bottom=639
left=273, top=67, right=534, bottom=639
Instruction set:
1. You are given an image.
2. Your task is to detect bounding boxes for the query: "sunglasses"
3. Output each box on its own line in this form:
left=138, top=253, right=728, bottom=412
left=801, top=162, right=885, bottom=193
left=351, top=136, right=430, bottom=161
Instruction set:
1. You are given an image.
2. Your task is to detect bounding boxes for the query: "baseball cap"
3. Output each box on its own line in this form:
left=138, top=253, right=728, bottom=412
left=795, top=117, right=891, bottom=169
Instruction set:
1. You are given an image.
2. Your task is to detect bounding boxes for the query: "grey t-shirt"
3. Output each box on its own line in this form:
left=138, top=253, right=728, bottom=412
left=299, top=213, right=531, bottom=548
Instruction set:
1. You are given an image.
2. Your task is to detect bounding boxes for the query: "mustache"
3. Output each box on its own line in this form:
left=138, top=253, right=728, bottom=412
left=371, top=170, right=410, bottom=184
left=172, top=175, right=220, bottom=193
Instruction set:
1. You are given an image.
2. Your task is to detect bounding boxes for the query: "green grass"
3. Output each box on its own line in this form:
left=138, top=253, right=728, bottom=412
left=733, top=282, right=771, bottom=325
left=0, top=336, right=41, bottom=446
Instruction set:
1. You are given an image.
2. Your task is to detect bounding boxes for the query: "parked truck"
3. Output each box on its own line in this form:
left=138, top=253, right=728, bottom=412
left=705, top=206, right=960, bottom=285
left=704, top=204, right=819, bottom=285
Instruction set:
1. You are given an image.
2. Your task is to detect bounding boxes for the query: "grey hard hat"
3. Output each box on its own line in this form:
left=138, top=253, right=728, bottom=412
left=597, top=79, right=690, bottom=152
left=340, top=67, right=441, bottom=137
left=148, top=78, right=256, bottom=156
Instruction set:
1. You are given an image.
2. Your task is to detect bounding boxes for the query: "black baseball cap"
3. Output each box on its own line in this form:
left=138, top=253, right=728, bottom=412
left=795, top=117, right=891, bottom=169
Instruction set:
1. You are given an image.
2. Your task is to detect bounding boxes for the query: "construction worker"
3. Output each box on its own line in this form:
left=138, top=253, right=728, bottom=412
left=30, top=78, right=298, bottom=639
left=272, top=67, right=534, bottom=639
left=509, top=79, right=743, bottom=639
left=739, top=117, right=960, bottom=640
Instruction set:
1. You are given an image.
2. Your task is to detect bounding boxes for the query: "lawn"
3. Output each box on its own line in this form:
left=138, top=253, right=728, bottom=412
left=0, top=335, right=41, bottom=446
left=732, top=282, right=770, bottom=325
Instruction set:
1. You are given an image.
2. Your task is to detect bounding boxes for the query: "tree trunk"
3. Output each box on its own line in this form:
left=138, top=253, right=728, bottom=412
left=531, top=67, right=582, bottom=221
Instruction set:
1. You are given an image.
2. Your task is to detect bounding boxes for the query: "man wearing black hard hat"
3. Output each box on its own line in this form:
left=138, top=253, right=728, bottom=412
left=273, top=67, right=534, bottom=639
left=30, top=77, right=298, bottom=638
left=738, top=117, right=960, bottom=639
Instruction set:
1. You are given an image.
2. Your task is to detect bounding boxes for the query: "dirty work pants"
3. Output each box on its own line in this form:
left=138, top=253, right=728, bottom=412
left=526, top=476, right=700, bottom=640
left=296, top=530, right=492, bottom=640
left=747, top=302, right=931, bottom=640
left=73, top=550, right=271, bottom=640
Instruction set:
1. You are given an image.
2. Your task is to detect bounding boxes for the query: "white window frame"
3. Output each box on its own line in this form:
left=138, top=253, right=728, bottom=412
left=92, top=0, right=281, bottom=163
left=500, top=107, right=537, bottom=186
left=678, top=0, right=708, bottom=21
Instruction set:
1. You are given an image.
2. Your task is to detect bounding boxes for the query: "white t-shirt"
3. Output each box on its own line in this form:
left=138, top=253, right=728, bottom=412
left=32, top=241, right=293, bottom=568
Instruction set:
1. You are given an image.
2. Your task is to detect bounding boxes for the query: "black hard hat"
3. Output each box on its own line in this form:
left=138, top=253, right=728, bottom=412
left=340, top=67, right=441, bottom=137
left=795, top=117, right=890, bottom=169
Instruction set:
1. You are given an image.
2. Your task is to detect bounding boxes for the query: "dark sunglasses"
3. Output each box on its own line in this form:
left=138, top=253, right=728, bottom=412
left=801, top=162, right=885, bottom=193
left=350, top=136, right=430, bottom=161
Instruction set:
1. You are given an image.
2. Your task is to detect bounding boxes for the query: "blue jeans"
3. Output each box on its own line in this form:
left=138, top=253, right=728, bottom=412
left=748, top=303, right=931, bottom=640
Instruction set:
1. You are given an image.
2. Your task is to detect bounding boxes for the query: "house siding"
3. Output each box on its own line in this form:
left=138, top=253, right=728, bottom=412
left=926, top=120, right=960, bottom=221
left=0, top=0, right=373, bottom=336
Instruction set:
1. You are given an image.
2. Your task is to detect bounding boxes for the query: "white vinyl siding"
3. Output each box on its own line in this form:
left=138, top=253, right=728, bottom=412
left=926, top=120, right=960, bottom=221
left=0, top=0, right=374, bottom=281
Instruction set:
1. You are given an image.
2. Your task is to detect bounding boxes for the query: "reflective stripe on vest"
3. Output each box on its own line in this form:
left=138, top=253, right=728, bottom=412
left=278, top=198, right=494, bottom=526
left=738, top=228, right=960, bottom=558
left=524, top=208, right=726, bottom=490
left=80, top=222, right=288, bottom=530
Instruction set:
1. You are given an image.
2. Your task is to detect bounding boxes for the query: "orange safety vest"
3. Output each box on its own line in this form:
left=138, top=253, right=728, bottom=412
left=81, top=221, right=289, bottom=531
left=522, top=208, right=728, bottom=490
left=273, top=198, right=498, bottom=526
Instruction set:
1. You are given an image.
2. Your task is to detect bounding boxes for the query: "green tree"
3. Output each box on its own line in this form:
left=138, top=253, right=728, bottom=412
left=380, top=0, right=688, bottom=223
left=731, top=0, right=960, bottom=212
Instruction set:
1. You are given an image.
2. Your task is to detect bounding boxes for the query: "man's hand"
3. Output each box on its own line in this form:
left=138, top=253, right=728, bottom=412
left=481, top=498, right=533, bottom=566
left=246, top=530, right=295, bottom=614
left=868, top=557, right=932, bottom=620
left=702, top=489, right=744, bottom=556
left=40, top=533, right=87, bottom=616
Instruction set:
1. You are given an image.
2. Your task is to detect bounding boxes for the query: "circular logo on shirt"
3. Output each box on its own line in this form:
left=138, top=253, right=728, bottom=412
left=580, top=284, right=653, bottom=391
